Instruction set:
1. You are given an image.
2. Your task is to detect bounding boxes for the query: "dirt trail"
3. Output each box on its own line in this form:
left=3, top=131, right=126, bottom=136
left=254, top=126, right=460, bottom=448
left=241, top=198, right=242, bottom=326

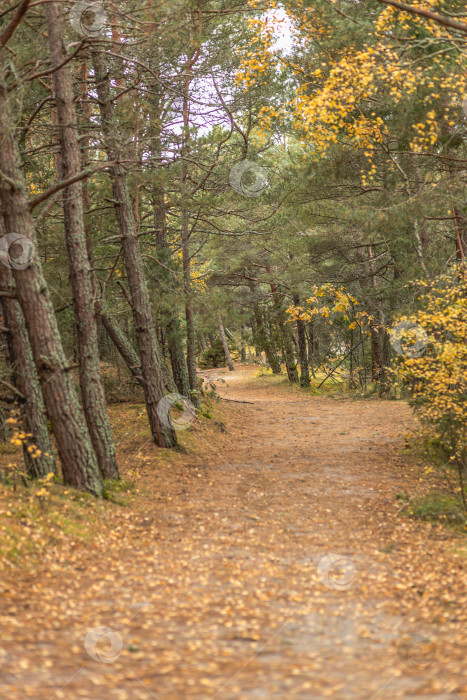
left=1, top=366, right=466, bottom=699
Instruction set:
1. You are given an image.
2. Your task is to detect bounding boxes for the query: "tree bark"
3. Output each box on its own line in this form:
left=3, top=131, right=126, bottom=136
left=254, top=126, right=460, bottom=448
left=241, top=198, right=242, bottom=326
left=100, top=311, right=144, bottom=387
left=306, top=321, right=317, bottom=379
left=293, top=294, right=310, bottom=388
left=0, top=219, right=55, bottom=479
left=46, top=2, right=118, bottom=480
left=151, top=184, right=190, bottom=399
left=253, top=305, right=281, bottom=373
left=198, top=331, right=207, bottom=351
left=240, top=330, right=247, bottom=363
left=167, top=317, right=191, bottom=396
left=180, top=51, right=201, bottom=408
left=248, top=279, right=281, bottom=372
left=167, top=318, right=190, bottom=398
left=0, top=77, right=102, bottom=495
left=366, top=245, right=386, bottom=381
left=181, top=200, right=200, bottom=405
left=269, top=277, right=298, bottom=383
left=218, top=316, right=234, bottom=371
left=92, top=51, right=177, bottom=448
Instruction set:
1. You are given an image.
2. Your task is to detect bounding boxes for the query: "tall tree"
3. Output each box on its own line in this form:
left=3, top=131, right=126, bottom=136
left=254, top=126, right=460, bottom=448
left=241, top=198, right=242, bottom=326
left=0, top=216, right=55, bottom=479
left=218, top=315, right=234, bottom=371
left=0, top=72, right=102, bottom=495
left=46, top=2, right=118, bottom=480
left=92, top=50, right=177, bottom=448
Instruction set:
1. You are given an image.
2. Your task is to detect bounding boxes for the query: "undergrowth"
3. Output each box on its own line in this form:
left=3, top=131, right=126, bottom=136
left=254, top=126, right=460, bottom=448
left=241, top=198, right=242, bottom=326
left=399, top=429, right=467, bottom=533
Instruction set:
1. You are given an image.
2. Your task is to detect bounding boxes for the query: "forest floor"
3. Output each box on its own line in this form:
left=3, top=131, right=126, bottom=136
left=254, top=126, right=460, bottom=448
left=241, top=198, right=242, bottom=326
left=0, top=365, right=466, bottom=700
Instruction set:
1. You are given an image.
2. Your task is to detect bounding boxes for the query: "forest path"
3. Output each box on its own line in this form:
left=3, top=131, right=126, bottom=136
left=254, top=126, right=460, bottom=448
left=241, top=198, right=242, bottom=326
left=1, top=366, right=466, bottom=699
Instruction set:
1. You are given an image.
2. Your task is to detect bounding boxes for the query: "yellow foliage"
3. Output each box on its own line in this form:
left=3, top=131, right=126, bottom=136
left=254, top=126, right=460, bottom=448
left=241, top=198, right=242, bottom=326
left=392, top=265, right=467, bottom=469
left=237, top=0, right=467, bottom=177
left=286, top=283, right=372, bottom=333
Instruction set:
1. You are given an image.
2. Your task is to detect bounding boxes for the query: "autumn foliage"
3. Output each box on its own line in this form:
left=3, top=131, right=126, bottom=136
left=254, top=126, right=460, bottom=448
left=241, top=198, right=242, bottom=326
left=391, top=266, right=467, bottom=505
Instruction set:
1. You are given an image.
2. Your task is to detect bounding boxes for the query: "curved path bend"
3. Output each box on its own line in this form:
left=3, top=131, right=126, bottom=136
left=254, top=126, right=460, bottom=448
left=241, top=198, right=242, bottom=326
left=0, top=366, right=466, bottom=699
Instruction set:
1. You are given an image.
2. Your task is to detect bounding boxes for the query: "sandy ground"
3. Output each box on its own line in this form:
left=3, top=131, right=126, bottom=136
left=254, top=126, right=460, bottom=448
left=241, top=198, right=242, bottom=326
left=0, top=365, right=466, bottom=699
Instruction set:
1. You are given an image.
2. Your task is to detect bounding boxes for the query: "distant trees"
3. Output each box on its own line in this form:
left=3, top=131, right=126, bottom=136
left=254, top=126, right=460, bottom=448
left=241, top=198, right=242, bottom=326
left=226, top=0, right=466, bottom=385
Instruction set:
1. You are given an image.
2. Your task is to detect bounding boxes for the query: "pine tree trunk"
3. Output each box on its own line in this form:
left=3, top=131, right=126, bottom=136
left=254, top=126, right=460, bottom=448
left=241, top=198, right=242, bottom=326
left=253, top=305, right=281, bottom=374
left=249, top=315, right=262, bottom=360
left=92, top=51, right=177, bottom=448
left=282, top=333, right=298, bottom=382
left=181, top=54, right=201, bottom=408
left=0, top=221, right=55, bottom=479
left=306, top=321, right=317, bottom=379
left=370, top=323, right=382, bottom=382
left=453, top=204, right=466, bottom=263
left=100, top=312, right=144, bottom=387
left=366, top=245, right=385, bottom=382
left=293, top=294, right=310, bottom=388
left=184, top=287, right=200, bottom=403
left=0, top=403, right=9, bottom=443
left=46, top=2, right=118, bottom=480
left=248, top=280, right=281, bottom=372
left=198, top=331, right=207, bottom=351
left=151, top=183, right=190, bottom=399
left=218, top=317, right=234, bottom=371
left=167, top=318, right=191, bottom=396
left=0, top=78, right=102, bottom=495
left=446, top=161, right=466, bottom=264
left=240, top=334, right=247, bottom=362
left=269, top=278, right=298, bottom=383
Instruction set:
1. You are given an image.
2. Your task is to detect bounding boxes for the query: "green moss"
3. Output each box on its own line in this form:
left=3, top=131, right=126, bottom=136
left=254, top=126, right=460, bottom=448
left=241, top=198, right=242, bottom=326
left=102, top=478, right=134, bottom=504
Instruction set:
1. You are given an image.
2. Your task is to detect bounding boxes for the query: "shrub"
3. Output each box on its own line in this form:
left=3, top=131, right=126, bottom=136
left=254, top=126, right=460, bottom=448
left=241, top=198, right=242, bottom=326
left=198, top=340, right=228, bottom=369
left=391, top=265, right=467, bottom=510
